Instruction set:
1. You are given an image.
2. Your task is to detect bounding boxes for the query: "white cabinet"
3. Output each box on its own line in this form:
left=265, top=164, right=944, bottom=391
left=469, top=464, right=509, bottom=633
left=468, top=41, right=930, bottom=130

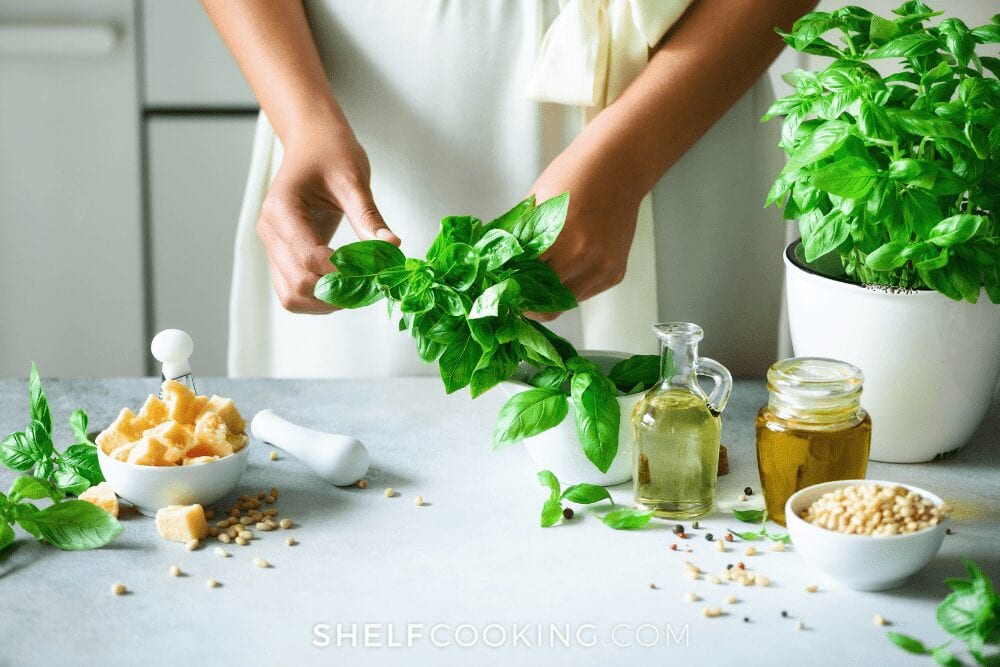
left=147, top=117, right=257, bottom=376
left=0, top=0, right=145, bottom=377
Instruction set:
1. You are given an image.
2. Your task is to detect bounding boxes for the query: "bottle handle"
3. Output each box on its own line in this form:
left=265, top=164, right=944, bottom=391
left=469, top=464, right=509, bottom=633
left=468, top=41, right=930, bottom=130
left=695, top=356, right=733, bottom=416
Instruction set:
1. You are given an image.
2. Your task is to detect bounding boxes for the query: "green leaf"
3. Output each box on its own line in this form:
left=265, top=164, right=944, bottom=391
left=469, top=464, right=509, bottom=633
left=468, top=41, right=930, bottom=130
left=888, top=632, right=930, bottom=654
left=486, top=196, right=535, bottom=232
left=537, top=470, right=560, bottom=498
left=932, top=647, right=962, bottom=667
left=514, top=320, right=563, bottom=369
left=971, top=24, right=1000, bottom=44
left=728, top=528, right=764, bottom=541
left=61, top=444, right=103, bottom=484
left=470, top=343, right=519, bottom=398
left=870, top=14, right=901, bottom=44
left=315, top=240, right=405, bottom=308
left=528, top=367, right=569, bottom=390
left=69, top=409, right=91, bottom=444
left=469, top=278, right=519, bottom=319
left=732, top=508, right=766, bottom=523
left=508, top=259, right=577, bottom=313
left=902, top=189, right=942, bottom=238
left=53, top=462, right=92, bottom=496
left=600, top=507, right=654, bottom=530
left=938, top=18, right=974, bottom=67
left=9, top=476, right=64, bottom=503
left=928, top=215, right=984, bottom=247
left=15, top=499, right=122, bottom=550
left=810, top=156, right=878, bottom=199
left=783, top=120, right=851, bottom=173
left=437, top=327, right=482, bottom=394
left=561, top=483, right=613, bottom=506
left=433, top=242, right=480, bottom=291
left=868, top=32, right=940, bottom=58
left=509, top=192, right=570, bottom=258
left=889, top=159, right=939, bottom=190
left=540, top=498, right=563, bottom=528
left=0, top=522, right=14, bottom=552
left=28, top=362, right=52, bottom=435
left=800, top=210, right=850, bottom=263
left=492, top=387, right=568, bottom=450
left=27, top=420, right=54, bottom=459
left=857, top=100, right=893, bottom=141
left=570, top=372, right=620, bottom=474
left=608, top=355, right=659, bottom=394
left=475, top=228, right=524, bottom=271
left=865, top=242, right=909, bottom=271
left=426, top=215, right=481, bottom=262
left=0, top=432, right=41, bottom=472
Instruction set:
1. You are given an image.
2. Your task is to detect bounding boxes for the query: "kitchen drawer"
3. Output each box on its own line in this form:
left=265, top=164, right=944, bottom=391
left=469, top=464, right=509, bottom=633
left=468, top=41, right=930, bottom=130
left=141, top=0, right=255, bottom=107
left=147, top=116, right=257, bottom=376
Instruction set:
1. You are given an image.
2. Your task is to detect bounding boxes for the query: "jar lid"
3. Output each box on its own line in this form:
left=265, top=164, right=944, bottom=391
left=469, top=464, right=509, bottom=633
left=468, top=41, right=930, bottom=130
left=767, top=357, right=864, bottom=424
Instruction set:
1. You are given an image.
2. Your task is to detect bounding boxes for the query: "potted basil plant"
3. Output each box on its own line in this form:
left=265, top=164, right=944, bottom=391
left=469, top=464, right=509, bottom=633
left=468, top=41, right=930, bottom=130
left=314, top=194, right=658, bottom=485
left=763, top=2, right=1000, bottom=462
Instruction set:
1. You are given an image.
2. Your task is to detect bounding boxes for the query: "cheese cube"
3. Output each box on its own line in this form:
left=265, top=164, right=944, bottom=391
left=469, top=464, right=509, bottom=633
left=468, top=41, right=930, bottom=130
left=127, top=436, right=172, bottom=466
left=143, top=420, right=193, bottom=464
left=137, top=394, right=168, bottom=426
left=162, top=381, right=208, bottom=425
left=206, top=395, right=246, bottom=435
left=109, top=442, right=136, bottom=462
left=191, top=412, right=234, bottom=458
left=226, top=432, right=249, bottom=453
left=183, top=455, right=220, bottom=466
left=155, top=504, right=208, bottom=542
left=78, top=481, right=119, bottom=518
left=97, top=408, right=146, bottom=454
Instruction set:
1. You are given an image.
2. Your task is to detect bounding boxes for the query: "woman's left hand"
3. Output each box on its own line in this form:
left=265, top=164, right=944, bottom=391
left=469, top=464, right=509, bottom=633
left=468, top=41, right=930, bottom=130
left=529, top=134, right=643, bottom=320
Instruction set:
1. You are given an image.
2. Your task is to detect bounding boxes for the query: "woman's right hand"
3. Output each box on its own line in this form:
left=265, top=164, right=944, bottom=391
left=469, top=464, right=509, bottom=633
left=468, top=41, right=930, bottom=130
left=257, top=121, right=400, bottom=314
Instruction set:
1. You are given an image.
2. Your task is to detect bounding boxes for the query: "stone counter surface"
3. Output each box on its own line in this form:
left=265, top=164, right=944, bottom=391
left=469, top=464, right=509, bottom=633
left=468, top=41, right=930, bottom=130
left=0, top=377, right=997, bottom=667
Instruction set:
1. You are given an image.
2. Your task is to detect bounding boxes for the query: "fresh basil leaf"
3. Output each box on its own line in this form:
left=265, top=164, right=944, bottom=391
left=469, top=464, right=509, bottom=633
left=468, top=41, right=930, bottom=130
left=434, top=242, right=480, bottom=291
left=727, top=528, right=764, bottom=541
left=561, top=483, right=612, bottom=506
left=528, top=367, right=569, bottom=391
left=27, top=420, right=54, bottom=459
left=415, top=333, right=444, bottom=363
left=375, top=265, right=411, bottom=301
left=0, top=522, right=13, bottom=552
left=470, top=344, right=518, bottom=398
left=732, top=508, right=767, bottom=523
left=28, top=362, right=52, bottom=435
left=608, top=355, right=660, bottom=394
left=508, top=260, right=577, bottom=312
left=426, top=215, right=481, bottom=262
left=53, top=463, right=91, bottom=496
left=399, top=266, right=435, bottom=314
left=486, top=196, right=535, bottom=232
left=492, top=388, right=569, bottom=450
left=928, top=214, right=984, bottom=247
left=438, top=328, right=482, bottom=394
left=537, top=470, right=560, bottom=498
left=315, top=240, right=405, bottom=308
left=509, top=192, right=569, bottom=258
left=811, top=156, right=878, bottom=199
left=938, top=18, right=974, bottom=67
left=800, top=210, right=850, bottom=262
left=600, top=507, right=654, bottom=530
left=570, top=372, right=620, bottom=474
left=902, top=189, right=942, bottom=238
left=888, top=632, right=930, bottom=654
left=475, top=228, right=524, bottom=271
left=782, top=120, right=851, bottom=173
left=15, top=499, right=122, bottom=551
left=69, top=409, right=91, bottom=445
left=931, top=647, right=961, bottom=667
left=540, top=498, right=563, bottom=528
left=514, top=320, right=563, bottom=369
left=868, top=32, right=940, bottom=58
left=566, top=356, right=600, bottom=374
left=469, top=278, right=519, bottom=319
left=9, top=476, right=64, bottom=503
left=0, top=432, right=40, bottom=472
left=526, top=320, right=577, bottom=364
left=865, top=242, right=909, bottom=271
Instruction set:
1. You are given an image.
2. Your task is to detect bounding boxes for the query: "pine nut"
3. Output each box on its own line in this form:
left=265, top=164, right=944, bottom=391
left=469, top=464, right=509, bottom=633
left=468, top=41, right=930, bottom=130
left=414, top=495, right=424, bottom=506
left=684, top=592, right=699, bottom=602
left=269, top=451, right=278, bottom=461
left=285, top=537, right=296, bottom=546
left=725, top=595, right=737, bottom=604
left=214, top=547, right=230, bottom=558
left=805, top=584, right=818, bottom=593
left=169, top=565, right=181, bottom=577
left=238, top=530, right=252, bottom=540
left=218, top=533, right=232, bottom=544
left=384, top=487, right=395, bottom=498
left=186, top=539, right=199, bottom=551
left=253, top=557, right=270, bottom=569
left=744, top=545, right=757, bottom=556
left=279, top=518, right=293, bottom=529
left=235, top=537, right=248, bottom=546
left=111, top=582, right=127, bottom=595
left=206, top=579, right=219, bottom=588
left=873, top=614, right=887, bottom=626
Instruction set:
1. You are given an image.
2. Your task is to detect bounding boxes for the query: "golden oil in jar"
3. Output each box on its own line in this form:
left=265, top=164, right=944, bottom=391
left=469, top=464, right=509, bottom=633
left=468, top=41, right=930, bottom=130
left=756, top=357, right=871, bottom=526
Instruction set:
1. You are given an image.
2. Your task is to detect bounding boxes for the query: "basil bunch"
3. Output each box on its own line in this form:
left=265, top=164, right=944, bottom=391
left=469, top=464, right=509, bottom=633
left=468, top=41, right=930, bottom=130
left=0, top=364, right=121, bottom=552
left=763, top=2, right=999, bottom=303
left=315, top=194, right=659, bottom=473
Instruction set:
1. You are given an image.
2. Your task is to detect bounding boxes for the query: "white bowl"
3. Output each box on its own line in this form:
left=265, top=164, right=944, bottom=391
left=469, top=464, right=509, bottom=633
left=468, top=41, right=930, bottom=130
left=98, top=444, right=250, bottom=517
left=785, top=479, right=948, bottom=591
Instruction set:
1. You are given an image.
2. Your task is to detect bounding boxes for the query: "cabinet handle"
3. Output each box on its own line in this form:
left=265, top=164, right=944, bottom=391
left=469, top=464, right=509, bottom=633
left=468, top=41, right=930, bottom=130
left=0, top=23, right=117, bottom=58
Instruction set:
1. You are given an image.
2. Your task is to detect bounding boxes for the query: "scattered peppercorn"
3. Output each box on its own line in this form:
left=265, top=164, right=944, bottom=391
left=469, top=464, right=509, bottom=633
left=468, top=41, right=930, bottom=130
left=743, top=617, right=750, bottom=623
left=781, top=610, right=789, bottom=618
left=737, top=562, right=746, bottom=570
left=670, top=544, right=678, bottom=551
left=678, top=531, right=687, bottom=539
left=705, top=533, right=714, bottom=541
left=692, top=521, right=699, bottom=529
left=724, top=533, right=733, bottom=542
left=744, top=486, right=753, bottom=496
left=672, top=524, right=685, bottom=535
left=649, top=583, right=659, bottom=590
left=726, top=563, right=734, bottom=570
left=946, top=528, right=953, bottom=535
left=356, top=479, right=368, bottom=489
left=562, top=507, right=574, bottom=520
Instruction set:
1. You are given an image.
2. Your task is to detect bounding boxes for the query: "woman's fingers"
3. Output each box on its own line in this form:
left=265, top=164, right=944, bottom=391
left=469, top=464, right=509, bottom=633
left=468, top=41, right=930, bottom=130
left=339, top=185, right=400, bottom=246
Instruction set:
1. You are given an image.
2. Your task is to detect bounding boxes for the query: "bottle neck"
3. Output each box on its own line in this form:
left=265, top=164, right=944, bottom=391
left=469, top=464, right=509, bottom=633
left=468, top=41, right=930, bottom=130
left=659, top=335, right=698, bottom=391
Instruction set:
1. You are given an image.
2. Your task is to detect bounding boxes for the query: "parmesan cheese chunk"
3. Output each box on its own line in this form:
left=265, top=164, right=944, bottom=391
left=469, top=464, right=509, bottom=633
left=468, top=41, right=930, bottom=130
left=155, top=504, right=209, bottom=542
left=78, top=482, right=120, bottom=518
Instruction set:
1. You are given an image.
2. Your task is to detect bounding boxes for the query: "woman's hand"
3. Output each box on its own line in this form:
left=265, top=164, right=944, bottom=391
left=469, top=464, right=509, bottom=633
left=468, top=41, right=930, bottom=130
left=257, top=120, right=400, bottom=313
left=529, top=128, right=643, bottom=320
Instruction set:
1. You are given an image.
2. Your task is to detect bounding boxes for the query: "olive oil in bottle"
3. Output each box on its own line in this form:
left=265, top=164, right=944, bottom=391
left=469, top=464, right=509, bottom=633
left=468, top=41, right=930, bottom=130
left=632, top=323, right=732, bottom=519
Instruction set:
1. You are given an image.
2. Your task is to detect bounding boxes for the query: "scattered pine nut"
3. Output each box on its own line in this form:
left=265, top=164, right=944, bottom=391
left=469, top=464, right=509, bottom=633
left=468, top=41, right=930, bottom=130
left=264, top=509, right=278, bottom=517
left=186, top=539, right=199, bottom=551
left=384, top=487, right=395, bottom=498
left=795, top=620, right=805, bottom=631
left=684, top=592, right=699, bottom=602
left=110, top=582, right=127, bottom=596
left=206, top=579, right=219, bottom=588
left=702, top=607, right=723, bottom=618
left=269, top=451, right=278, bottom=461
left=279, top=518, right=293, bottom=529
left=744, top=545, right=757, bottom=556
left=208, top=527, right=219, bottom=537
left=256, top=522, right=271, bottom=531
left=270, top=487, right=279, bottom=497
left=285, top=537, right=296, bottom=546
left=235, top=537, right=248, bottom=546
left=218, top=533, right=232, bottom=544
left=414, top=495, right=424, bottom=506
left=356, top=479, right=368, bottom=489
left=805, top=584, right=818, bottom=593
left=239, top=516, right=254, bottom=526
left=873, top=614, right=887, bottom=626
left=756, top=576, right=770, bottom=587
left=238, top=530, right=252, bottom=540
left=169, top=565, right=181, bottom=577
left=771, top=541, right=786, bottom=552
left=214, top=547, right=230, bottom=558
left=738, top=494, right=747, bottom=502
left=725, top=595, right=738, bottom=604
left=707, top=575, right=721, bottom=585
left=253, top=557, right=270, bottom=569
left=715, top=540, right=726, bottom=552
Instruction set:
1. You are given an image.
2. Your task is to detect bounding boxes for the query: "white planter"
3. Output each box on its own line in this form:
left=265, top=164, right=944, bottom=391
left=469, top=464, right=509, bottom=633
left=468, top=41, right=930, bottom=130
left=499, top=351, right=644, bottom=486
left=784, top=241, right=1000, bottom=463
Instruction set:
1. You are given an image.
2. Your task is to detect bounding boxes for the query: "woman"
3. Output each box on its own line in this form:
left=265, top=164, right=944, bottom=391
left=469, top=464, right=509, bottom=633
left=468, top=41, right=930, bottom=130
left=204, top=0, right=815, bottom=378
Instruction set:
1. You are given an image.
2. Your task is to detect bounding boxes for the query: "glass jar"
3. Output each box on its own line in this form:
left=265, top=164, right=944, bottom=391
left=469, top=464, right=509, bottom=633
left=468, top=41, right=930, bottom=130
left=756, top=357, right=872, bottom=526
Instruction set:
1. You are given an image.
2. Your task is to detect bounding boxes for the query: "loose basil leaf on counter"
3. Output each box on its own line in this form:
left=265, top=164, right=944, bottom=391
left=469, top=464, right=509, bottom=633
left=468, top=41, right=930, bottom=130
left=8, top=476, right=64, bottom=503
left=540, top=498, right=563, bottom=528
left=732, top=508, right=767, bottom=523
left=29, top=362, right=52, bottom=435
left=537, top=470, right=561, bottom=499
left=728, top=528, right=764, bottom=541
left=493, top=387, right=569, bottom=450
left=888, top=632, right=929, bottom=655
left=608, top=354, right=659, bottom=394
left=561, top=483, right=613, bottom=506
left=15, top=500, right=122, bottom=551
left=570, top=372, right=620, bottom=474
left=599, top=507, right=654, bottom=530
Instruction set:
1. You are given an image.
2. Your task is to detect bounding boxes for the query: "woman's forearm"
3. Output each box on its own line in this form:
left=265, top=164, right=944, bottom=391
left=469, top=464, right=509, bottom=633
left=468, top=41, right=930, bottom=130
left=581, top=0, right=817, bottom=198
left=201, top=0, right=346, bottom=147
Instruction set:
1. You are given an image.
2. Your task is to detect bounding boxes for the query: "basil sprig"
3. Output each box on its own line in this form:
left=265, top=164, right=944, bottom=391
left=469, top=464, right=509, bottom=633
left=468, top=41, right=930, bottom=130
left=315, top=194, right=660, bottom=473
left=536, top=469, right=615, bottom=528
left=727, top=508, right=791, bottom=544
left=763, top=2, right=999, bottom=304
left=0, top=364, right=121, bottom=552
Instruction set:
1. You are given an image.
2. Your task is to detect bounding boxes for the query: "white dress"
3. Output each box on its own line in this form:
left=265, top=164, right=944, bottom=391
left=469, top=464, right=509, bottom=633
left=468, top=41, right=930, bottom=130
left=228, top=0, right=788, bottom=379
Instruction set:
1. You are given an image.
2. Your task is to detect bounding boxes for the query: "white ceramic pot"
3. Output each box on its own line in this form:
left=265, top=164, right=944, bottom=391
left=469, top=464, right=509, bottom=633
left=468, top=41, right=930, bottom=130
left=499, top=351, right=644, bottom=486
left=784, top=241, right=1000, bottom=463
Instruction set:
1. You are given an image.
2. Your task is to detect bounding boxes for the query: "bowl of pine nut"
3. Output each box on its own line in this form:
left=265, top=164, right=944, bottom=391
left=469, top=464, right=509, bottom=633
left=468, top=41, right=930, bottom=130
left=786, top=480, right=951, bottom=591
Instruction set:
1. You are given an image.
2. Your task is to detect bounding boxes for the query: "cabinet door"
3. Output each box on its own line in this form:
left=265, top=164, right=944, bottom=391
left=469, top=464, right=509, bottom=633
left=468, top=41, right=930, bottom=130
left=147, top=117, right=257, bottom=376
left=0, top=0, right=144, bottom=377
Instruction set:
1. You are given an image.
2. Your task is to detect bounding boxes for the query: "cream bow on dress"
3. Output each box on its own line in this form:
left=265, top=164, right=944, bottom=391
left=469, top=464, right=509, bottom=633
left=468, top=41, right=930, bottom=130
left=525, top=0, right=693, bottom=354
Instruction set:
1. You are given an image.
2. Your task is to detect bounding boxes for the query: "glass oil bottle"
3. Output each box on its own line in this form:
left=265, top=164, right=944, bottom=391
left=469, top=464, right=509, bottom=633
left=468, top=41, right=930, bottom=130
left=631, top=323, right=733, bottom=519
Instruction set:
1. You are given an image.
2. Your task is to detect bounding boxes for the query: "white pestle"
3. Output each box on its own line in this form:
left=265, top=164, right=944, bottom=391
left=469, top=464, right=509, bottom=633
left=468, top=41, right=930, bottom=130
left=250, top=410, right=370, bottom=486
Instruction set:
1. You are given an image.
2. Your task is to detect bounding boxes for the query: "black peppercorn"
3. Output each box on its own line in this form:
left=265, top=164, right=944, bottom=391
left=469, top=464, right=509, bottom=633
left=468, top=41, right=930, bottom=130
left=562, top=507, right=574, bottom=520
left=743, top=617, right=750, bottom=623
left=744, top=486, right=753, bottom=496
left=705, top=533, right=714, bottom=541
left=672, top=524, right=685, bottom=535
left=726, top=564, right=734, bottom=570
left=781, top=610, right=789, bottom=618
left=692, top=521, right=700, bottom=529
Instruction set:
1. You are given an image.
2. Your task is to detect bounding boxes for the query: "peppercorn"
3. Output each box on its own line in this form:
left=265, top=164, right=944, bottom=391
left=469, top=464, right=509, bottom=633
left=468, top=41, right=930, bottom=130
left=563, top=507, right=574, bottom=520
left=743, top=617, right=750, bottom=623
left=946, top=528, right=954, bottom=535
left=726, top=563, right=734, bottom=570
left=724, top=533, right=733, bottom=542
left=692, top=521, right=699, bottom=529
left=737, top=562, right=745, bottom=570
left=744, top=486, right=753, bottom=496
left=678, top=531, right=687, bottom=539
left=670, top=544, right=678, bottom=551
left=649, top=583, right=659, bottom=590
left=672, top=524, right=685, bottom=535
left=781, top=610, right=788, bottom=618
left=705, top=533, right=714, bottom=541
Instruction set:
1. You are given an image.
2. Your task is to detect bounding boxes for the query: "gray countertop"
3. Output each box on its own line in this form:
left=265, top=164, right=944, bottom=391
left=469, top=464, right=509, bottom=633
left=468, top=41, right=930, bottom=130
left=1, top=377, right=997, bottom=667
